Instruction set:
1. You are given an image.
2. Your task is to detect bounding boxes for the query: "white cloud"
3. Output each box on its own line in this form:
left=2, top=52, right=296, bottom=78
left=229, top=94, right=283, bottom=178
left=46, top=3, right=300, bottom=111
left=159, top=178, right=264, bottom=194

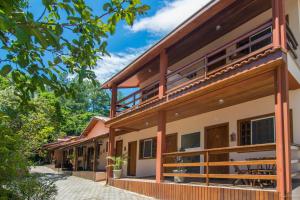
left=130, top=0, right=212, bottom=34
left=94, top=45, right=150, bottom=83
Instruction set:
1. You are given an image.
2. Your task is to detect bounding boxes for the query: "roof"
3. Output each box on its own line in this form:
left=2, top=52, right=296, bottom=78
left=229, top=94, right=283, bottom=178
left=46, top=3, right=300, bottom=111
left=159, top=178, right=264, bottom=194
left=101, top=0, right=237, bottom=88
left=80, top=116, right=110, bottom=137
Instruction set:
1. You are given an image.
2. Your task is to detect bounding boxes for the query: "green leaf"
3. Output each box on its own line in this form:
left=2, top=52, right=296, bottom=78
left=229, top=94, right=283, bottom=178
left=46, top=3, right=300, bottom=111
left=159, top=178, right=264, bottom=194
left=0, top=65, right=12, bottom=76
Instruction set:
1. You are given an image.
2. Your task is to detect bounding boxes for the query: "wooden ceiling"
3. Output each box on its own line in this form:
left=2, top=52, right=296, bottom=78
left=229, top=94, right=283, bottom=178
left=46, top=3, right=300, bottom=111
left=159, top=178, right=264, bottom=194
left=118, top=56, right=159, bottom=88
left=167, top=0, right=272, bottom=66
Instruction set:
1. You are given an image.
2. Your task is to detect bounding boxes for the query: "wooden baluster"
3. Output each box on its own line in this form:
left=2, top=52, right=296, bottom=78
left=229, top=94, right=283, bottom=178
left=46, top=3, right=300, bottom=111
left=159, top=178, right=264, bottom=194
left=206, top=151, right=209, bottom=186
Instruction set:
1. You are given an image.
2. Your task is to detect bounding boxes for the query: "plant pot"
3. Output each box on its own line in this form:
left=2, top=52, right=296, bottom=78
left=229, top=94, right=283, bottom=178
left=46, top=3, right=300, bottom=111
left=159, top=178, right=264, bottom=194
left=173, top=169, right=187, bottom=183
left=113, top=169, right=122, bottom=179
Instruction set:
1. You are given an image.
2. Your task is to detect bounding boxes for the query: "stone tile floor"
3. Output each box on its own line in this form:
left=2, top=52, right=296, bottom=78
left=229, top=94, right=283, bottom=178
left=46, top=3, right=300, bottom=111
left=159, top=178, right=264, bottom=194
left=31, top=166, right=154, bottom=200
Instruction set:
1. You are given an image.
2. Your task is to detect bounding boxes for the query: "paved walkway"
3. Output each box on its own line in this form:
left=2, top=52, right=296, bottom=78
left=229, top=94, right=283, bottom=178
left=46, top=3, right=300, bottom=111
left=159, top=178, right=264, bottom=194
left=31, top=166, right=154, bottom=200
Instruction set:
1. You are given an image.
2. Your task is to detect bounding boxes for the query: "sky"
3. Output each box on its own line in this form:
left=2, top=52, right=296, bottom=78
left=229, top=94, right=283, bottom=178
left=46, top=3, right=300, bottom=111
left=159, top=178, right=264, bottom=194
left=26, top=0, right=212, bottom=83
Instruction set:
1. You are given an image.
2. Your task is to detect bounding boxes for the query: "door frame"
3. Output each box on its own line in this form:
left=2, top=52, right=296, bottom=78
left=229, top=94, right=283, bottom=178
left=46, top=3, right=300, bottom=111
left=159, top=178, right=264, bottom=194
left=127, top=141, right=137, bottom=176
left=204, top=122, right=229, bottom=149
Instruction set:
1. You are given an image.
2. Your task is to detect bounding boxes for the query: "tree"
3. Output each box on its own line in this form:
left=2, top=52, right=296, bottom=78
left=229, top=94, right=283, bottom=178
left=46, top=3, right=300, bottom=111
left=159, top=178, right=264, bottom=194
left=0, top=0, right=149, bottom=101
left=60, top=78, right=110, bottom=135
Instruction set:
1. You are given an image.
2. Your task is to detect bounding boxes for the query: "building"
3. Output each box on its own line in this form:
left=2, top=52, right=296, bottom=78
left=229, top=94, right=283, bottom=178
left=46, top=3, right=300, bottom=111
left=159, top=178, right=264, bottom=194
left=44, top=116, right=110, bottom=181
left=102, top=0, right=300, bottom=199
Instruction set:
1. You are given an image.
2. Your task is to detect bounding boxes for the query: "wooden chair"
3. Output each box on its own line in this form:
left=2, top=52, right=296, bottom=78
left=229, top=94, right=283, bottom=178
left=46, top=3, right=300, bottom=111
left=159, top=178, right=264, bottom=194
left=230, top=159, right=249, bottom=186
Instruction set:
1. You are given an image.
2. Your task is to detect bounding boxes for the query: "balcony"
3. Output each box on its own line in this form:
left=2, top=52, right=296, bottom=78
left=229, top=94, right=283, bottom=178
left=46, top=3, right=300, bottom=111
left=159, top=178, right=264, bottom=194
left=114, top=21, right=297, bottom=118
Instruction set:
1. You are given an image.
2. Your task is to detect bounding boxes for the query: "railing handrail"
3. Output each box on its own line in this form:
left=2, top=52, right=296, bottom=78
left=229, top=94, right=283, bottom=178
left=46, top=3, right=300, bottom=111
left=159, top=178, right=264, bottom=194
left=286, top=24, right=298, bottom=49
left=117, top=80, right=159, bottom=105
left=163, top=143, right=276, bottom=157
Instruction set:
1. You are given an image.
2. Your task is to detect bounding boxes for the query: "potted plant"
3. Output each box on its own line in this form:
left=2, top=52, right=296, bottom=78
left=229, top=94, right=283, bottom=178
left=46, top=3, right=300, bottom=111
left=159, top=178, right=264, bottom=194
left=173, top=148, right=187, bottom=183
left=107, top=155, right=127, bottom=179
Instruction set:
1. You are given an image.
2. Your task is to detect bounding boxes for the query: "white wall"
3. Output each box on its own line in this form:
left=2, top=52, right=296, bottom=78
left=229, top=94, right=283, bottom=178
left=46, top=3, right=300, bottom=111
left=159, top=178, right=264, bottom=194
left=117, top=89, right=300, bottom=177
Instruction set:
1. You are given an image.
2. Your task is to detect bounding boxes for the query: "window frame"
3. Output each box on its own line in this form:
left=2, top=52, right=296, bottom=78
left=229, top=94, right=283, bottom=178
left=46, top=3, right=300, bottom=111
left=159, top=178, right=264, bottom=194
left=181, top=132, right=201, bottom=149
left=143, top=139, right=153, bottom=159
left=237, top=111, right=293, bottom=146
left=139, top=137, right=157, bottom=160
left=250, top=116, right=275, bottom=145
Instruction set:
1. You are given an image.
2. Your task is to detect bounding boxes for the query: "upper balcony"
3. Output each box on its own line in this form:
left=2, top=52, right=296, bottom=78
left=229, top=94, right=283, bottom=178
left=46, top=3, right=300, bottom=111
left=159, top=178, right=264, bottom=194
left=102, top=0, right=299, bottom=123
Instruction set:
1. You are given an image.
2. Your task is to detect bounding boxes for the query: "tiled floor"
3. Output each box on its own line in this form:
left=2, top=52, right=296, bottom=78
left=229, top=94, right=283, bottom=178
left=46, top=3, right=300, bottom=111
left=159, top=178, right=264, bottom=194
left=31, top=166, right=154, bottom=200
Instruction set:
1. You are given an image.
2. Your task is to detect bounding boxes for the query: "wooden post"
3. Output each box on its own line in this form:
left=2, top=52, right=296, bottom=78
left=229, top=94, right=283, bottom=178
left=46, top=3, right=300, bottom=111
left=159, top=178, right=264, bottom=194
left=272, top=0, right=287, bottom=50
left=110, top=83, right=117, bottom=118
left=159, top=49, right=168, bottom=98
left=93, top=141, right=97, bottom=172
left=275, top=65, right=291, bottom=200
left=73, top=146, right=78, bottom=171
left=205, top=151, right=209, bottom=186
left=282, top=63, right=292, bottom=199
left=156, top=110, right=166, bottom=183
left=107, top=128, right=115, bottom=179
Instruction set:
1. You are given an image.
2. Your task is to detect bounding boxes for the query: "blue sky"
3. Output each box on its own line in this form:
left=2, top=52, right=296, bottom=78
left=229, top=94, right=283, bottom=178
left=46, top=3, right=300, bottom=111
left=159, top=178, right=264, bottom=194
left=27, top=0, right=211, bottom=83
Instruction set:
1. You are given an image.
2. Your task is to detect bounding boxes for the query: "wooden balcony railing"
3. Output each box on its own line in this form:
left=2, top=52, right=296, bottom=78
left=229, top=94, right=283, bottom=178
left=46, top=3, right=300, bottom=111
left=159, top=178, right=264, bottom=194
left=286, top=24, right=298, bottom=59
left=116, top=80, right=159, bottom=115
left=113, top=20, right=300, bottom=117
left=162, top=143, right=276, bottom=186
left=115, top=21, right=275, bottom=116
left=166, top=21, right=273, bottom=92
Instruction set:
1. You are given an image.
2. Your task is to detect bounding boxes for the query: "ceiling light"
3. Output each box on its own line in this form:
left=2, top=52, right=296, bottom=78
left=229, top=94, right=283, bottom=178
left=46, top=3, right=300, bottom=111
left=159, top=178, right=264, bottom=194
left=218, top=99, right=224, bottom=105
left=175, top=112, right=179, bottom=117
left=145, top=122, right=149, bottom=127
left=148, top=68, right=152, bottom=73
left=216, top=25, right=221, bottom=31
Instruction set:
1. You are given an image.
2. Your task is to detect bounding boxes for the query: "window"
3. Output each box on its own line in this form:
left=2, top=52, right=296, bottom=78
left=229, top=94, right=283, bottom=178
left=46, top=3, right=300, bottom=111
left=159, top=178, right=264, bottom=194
left=139, top=137, right=157, bottom=159
left=77, top=147, right=83, bottom=157
left=181, top=132, right=200, bottom=149
left=105, top=142, right=108, bottom=152
left=239, top=115, right=275, bottom=145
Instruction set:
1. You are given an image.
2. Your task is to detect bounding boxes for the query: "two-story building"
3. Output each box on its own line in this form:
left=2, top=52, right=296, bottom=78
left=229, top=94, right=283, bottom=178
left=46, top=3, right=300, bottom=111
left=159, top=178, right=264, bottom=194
left=102, top=0, right=300, bottom=199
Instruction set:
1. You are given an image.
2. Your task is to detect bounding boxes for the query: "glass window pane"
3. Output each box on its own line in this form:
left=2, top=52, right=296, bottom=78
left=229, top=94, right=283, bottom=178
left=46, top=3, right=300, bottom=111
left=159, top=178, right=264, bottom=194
left=143, top=139, right=153, bottom=158
left=251, top=117, right=275, bottom=144
left=181, top=132, right=200, bottom=149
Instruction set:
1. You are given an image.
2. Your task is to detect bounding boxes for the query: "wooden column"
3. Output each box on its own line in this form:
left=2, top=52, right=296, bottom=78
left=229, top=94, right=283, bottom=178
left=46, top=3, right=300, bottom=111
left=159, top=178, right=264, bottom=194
left=110, top=83, right=117, bottom=118
left=93, top=141, right=97, bottom=172
left=107, top=128, right=115, bottom=178
left=273, top=0, right=290, bottom=199
left=156, top=49, right=168, bottom=183
left=159, top=49, right=168, bottom=98
left=272, top=0, right=287, bottom=50
left=73, top=146, right=78, bottom=171
left=156, top=110, right=166, bottom=183
left=275, top=65, right=291, bottom=200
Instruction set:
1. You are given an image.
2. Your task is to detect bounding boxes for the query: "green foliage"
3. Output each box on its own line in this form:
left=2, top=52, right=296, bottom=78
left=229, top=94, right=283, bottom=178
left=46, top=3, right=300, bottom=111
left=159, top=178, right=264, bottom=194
left=0, top=0, right=149, bottom=101
left=107, top=155, right=127, bottom=170
left=3, top=174, right=57, bottom=200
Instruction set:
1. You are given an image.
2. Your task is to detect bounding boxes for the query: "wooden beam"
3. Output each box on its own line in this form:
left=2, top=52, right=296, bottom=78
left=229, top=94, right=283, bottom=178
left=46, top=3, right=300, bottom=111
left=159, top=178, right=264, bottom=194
left=156, top=111, right=166, bottom=183
left=93, top=141, right=97, bottom=172
left=275, top=64, right=293, bottom=200
left=272, top=0, right=287, bottom=50
left=282, top=64, right=292, bottom=198
left=73, top=146, right=78, bottom=171
left=107, top=128, right=115, bottom=179
left=159, top=49, right=168, bottom=98
left=110, top=83, right=117, bottom=118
